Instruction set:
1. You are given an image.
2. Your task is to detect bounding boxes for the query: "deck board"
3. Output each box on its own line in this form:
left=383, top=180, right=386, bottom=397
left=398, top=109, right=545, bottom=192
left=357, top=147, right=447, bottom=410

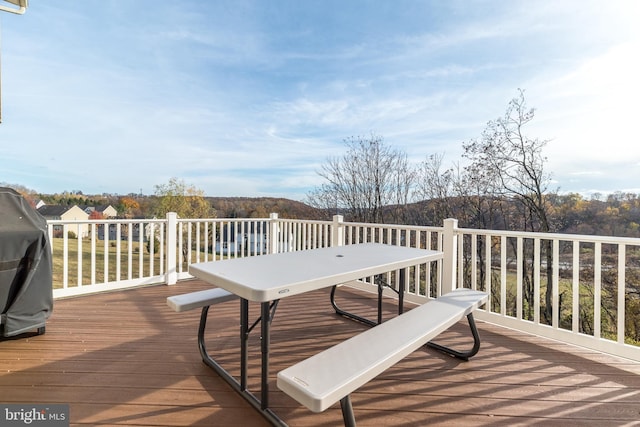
left=1, top=280, right=639, bottom=426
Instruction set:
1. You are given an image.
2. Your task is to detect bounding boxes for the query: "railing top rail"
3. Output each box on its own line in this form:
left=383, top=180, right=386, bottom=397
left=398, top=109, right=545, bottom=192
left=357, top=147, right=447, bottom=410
left=47, top=218, right=167, bottom=225
left=341, top=221, right=443, bottom=232
left=275, top=218, right=333, bottom=225
left=46, top=216, right=640, bottom=246
left=176, top=217, right=271, bottom=223
left=458, top=226, right=640, bottom=245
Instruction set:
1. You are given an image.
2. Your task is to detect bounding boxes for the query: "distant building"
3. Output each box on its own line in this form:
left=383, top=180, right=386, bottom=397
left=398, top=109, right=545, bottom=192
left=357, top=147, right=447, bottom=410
left=216, top=221, right=269, bottom=255
left=82, top=205, right=118, bottom=218
left=37, top=205, right=89, bottom=237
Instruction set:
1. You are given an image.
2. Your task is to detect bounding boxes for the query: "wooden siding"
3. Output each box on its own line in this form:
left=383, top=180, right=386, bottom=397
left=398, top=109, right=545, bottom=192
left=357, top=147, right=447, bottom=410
left=1, top=280, right=639, bottom=426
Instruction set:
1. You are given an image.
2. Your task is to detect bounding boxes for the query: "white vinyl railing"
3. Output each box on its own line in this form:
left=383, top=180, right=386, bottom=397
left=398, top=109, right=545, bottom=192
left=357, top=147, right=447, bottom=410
left=47, top=214, right=640, bottom=361
left=449, top=218, right=640, bottom=361
left=47, top=218, right=167, bottom=297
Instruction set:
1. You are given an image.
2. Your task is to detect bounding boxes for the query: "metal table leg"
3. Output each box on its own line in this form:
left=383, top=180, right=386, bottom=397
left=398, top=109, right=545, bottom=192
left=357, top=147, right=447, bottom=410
left=197, top=299, right=287, bottom=426
left=261, top=301, right=270, bottom=410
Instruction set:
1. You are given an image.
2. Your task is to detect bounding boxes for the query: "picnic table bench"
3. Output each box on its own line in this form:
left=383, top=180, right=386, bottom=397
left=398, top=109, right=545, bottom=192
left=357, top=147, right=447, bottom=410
left=277, top=288, right=488, bottom=426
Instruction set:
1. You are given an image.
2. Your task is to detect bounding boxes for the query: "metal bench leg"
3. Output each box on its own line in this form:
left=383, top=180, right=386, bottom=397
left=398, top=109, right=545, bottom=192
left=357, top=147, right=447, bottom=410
left=426, top=313, right=481, bottom=361
left=331, top=269, right=407, bottom=328
left=330, top=285, right=377, bottom=327
left=340, top=395, right=356, bottom=427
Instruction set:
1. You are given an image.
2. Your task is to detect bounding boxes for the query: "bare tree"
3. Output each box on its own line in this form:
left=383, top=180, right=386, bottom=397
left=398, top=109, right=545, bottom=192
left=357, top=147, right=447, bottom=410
left=414, top=153, right=457, bottom=225
left=463, top=89, right=553, bottom=232
left=414, top=152, right=503, bottom=229
left=307, top=134, right=415, bottom=223
left=463, top=89, right=555, bottom=323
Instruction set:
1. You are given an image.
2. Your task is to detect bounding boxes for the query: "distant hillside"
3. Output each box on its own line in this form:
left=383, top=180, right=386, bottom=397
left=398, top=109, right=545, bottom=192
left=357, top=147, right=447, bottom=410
left=206, top=197, right=324, bottom=220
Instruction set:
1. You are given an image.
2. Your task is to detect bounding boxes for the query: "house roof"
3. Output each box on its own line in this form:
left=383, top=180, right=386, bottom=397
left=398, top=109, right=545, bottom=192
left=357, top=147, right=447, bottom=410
left=80, top=205, right=116, bottom=214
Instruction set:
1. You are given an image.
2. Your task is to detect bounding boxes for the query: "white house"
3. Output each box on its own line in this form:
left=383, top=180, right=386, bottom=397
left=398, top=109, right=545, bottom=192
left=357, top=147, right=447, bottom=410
left=215, top=221, right=269, bottom=255
left=37, top=205, right=89, bottom=237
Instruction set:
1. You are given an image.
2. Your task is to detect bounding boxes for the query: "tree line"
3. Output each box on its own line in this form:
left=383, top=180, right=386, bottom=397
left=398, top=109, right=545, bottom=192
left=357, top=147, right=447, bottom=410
left=3, top=179, right=321, bottom=221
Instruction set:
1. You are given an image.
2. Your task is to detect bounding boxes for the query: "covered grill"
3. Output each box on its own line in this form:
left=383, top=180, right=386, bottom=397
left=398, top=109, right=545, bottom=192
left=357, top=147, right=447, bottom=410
left=0, top=187, right=53, bottom=337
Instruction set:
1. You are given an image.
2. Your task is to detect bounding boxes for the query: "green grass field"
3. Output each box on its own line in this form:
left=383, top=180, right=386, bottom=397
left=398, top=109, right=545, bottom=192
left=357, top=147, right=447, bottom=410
left=50, top=237, right=227, bottom=289
left=50, top=237, right=163, bottom=288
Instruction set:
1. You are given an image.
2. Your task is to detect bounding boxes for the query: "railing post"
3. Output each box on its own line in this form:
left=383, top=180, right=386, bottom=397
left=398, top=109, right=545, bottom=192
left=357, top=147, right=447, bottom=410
left=269, top=213, right=279, bottom=254
left=332, top=215, right=345, bottom=247
left=166, top=212, right=178, bottom=285
left=442, top=218, right=458, bottom=294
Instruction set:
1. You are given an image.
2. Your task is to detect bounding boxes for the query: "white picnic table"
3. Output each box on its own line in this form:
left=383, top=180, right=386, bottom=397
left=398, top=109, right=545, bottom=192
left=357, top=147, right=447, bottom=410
left=188, top=243, right=442, bottom=426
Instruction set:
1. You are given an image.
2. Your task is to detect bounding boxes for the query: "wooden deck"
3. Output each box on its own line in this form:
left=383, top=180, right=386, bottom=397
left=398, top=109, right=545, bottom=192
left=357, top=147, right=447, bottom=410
left=2, top=280, right=640, bottom=426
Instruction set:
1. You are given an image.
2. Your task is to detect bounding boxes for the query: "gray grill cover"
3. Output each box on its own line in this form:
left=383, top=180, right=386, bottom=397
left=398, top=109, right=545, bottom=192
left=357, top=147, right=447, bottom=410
left=0, top=187, right=53, bottom=337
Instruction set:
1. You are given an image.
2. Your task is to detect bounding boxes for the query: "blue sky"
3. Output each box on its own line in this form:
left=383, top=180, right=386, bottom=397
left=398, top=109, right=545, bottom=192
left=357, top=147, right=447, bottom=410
left=1, top=1, right=639, bottom=201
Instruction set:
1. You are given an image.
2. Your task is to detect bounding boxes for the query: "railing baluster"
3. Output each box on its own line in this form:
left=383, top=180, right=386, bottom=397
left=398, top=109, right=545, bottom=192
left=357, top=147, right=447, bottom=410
left=187, top=222, right=193, bottom=265
left=470, top=234, right=477, bottom=291
left=572, top=240, right=580, bottom=333
left=413, top=231, right=421, bottom=296
left=203, top=222, right=209, bottom=262
left=594, top=242, right=602, bottom=339
left=103, top=222, right=109, bottom=283
left=500, top=235, right=507, bottom=316
left=225, top=221, right=231, bottom=259
left=195, top=222, right=201, bottom=263
left=91, top=223, right=96, bottom=285
left=618, top=244, right=626, bottom=344
left=138, top=221, right=144, bottom=278
left=516, top=237, right=523, bottom=320
left=552, top=239, right=560, bottom=329
left=178, top=222, right=184, bottom=272
left=116, top=223, right=121, bottom=281
left=63, top=224, right=69, bottom=289
left=484, top=234, right=491, bottom=313
left=302, top=222, right=307, bottom=250
left=127, top=225, right=133, bottom=281
left=159, top=222, right=165, bottom=274
left=534, top=237, right=541, bottom=325
left=457, top=233, right=464, bottom=290
left=149, top=223, right=155, bottom=277
left=77, top=231, right=82, bottom=287
left=212, top=221, right=218, bottom=260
